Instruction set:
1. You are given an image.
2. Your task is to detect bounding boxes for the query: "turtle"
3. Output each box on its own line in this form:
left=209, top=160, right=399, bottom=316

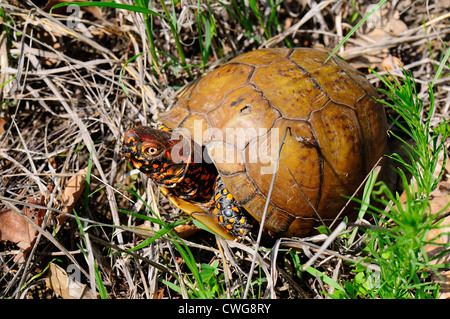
left=122, top=48, right=387, bottom=241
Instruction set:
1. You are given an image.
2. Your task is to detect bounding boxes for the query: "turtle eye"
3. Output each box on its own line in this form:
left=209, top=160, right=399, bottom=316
left=142, top=144, right=161, bottom=157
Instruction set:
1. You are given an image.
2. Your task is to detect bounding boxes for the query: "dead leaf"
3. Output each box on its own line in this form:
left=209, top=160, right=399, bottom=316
left=135, top=221, right=200, bottom=239
left=386, top=19, right=408, bottom=35
left=0, top=209, right=34, bottom=249
left=378, top=56, right=404, bottom=81
left=379, top=56, right=403, bottom=71
left=0, top=117, right=7, bottom=136
left=46, top=263, right=96, bottom=299
left=56, top=168, right=87, bottom=228
left=174, top=224, right=200, bottom=238
left=0, top=197, right=46, bottom=262
left=425, top=181, right=450, bottom=299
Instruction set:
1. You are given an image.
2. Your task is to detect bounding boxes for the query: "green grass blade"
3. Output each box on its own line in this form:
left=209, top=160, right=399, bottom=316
left=94, top=260, right=108, bottom=299
left=305, top=266, right=345, bottom=293
left=432, top=45, right=450, bottom=87
left=326, top=0, right=388, bottom=62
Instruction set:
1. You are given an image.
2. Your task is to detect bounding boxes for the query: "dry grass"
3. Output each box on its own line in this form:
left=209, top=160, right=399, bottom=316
left=0, top=0, right=449, bottom=299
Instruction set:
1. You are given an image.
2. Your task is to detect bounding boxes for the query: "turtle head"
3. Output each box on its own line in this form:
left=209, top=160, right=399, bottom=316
left=122, top=126, right=192, bottom=187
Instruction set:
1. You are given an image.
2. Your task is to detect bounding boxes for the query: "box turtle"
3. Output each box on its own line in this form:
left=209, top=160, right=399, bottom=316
left=122, top=48, right=387, bottom=240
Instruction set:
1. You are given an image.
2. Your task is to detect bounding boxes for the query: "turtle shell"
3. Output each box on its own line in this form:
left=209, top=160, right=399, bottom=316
left=159, top=48, right=387, bottom=237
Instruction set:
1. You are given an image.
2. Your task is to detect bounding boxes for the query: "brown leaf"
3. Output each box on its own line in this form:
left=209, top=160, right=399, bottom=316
left=135, top=221, right=201, bottom=239
left=0, top=117, right=7, bottom=136
left=46, top=263, right=96, bottom=299
left=379, top=56, right=403, bottom=72
left=0, top=197, right=46, bottom=262
left=56, top=168, right=87, bottom=227
left=386, top=19, right=408, bottom=35
left=0, top=208, right=35, bottom=248
left=174, top=224, right=200, bottom=238
left=425, top=181, right=450, bottom=299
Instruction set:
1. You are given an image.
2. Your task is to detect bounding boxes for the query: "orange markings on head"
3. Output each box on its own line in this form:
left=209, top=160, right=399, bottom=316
left=153, top=163, right=159, bottom=169
left=232, top=207, right=240, bottom=212
left=226, top=194, right=233, bottom=200
left=132, top=160, right=142, bottom=169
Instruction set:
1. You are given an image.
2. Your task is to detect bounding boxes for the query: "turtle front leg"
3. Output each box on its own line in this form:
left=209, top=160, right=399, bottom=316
left=160, top=187, right=236, bottom=241
left=212, top=180, right=252, bottom=240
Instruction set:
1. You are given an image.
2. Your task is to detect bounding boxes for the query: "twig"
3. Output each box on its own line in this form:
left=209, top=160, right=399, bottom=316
left=243, top=127, right=290, bottom=299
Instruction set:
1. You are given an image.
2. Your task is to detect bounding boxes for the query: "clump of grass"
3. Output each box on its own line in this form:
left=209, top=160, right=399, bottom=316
left=218, top=0, right=289, bottom=46
left=51, top=0, right=293, bottom=78
left=331, top=69, right=449, bottom=299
